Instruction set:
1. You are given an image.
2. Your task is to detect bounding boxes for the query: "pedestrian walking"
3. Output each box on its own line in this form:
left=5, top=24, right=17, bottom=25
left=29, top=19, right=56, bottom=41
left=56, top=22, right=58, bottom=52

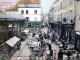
left=66, top=51, right=71, bottom=60
left=53, top=49, right=57, bottom=60
left=50, top=49, right=53, bottom=59
left=52, top=33, right=55, bottom=42
left=76, top=53, right=80, bottom=60
left=57, top=49, right=63, bottom=60
left=43, top=50, right=47, bottom=60
left=47, top=43, right=52, bottom=50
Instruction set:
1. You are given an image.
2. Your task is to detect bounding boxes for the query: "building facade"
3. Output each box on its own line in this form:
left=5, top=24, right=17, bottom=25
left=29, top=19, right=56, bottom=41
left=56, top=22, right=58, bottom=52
left=49, top=0, right=80, bottom=52
left=6, top=0, right=42, bottom=28
left=75, top=1, right=80, bottom=52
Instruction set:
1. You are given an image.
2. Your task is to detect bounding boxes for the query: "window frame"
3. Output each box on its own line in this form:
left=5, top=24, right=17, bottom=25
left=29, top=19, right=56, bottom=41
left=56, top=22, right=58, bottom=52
left=34, top=10, right=37, bottom=14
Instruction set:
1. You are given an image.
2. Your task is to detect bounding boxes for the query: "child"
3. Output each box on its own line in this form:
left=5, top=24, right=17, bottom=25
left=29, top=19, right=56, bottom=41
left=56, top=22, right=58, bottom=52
left=43, top=50, right=47, bottom=60
left=53, top=49, right=57, bottom=60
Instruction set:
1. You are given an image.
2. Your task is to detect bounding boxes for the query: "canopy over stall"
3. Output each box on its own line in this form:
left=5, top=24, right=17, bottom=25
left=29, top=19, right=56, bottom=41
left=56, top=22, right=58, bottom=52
left=8, top=14, right=26, bottom=21
left=5, top=36, right=20, bottom=47
left=0, top=13, right=26, bottom=21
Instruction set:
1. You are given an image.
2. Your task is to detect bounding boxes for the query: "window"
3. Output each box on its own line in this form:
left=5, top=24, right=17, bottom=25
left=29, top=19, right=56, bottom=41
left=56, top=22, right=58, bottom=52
left=21, top=10, right=24, bottom=14
left=70, top=10, right=73, bottom=20
left=60, top=2, right=62, bottom=9
left=26, top=10, right=28, bottom=14
left=34, top=10, right=37, bottom=14
left=26, top=17, right=29, bottom=21
left=28, top=23, right=31, bottom=27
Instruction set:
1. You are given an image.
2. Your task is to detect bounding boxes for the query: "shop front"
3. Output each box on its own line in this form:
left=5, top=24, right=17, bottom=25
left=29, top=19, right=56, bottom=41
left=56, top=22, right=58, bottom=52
left=66, top=24, right=74, bottom=44
left=75, top=32, right=80, bottom=52
left=26, top=21, right=41, bottom=28
left=60, top=24, right=74, bottom=43
left=57, top=22, right=62, bottom=36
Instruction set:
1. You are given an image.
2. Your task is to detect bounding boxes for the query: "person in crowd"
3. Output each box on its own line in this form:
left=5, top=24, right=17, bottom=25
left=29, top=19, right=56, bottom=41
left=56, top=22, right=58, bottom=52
left=76, top=53, right=79, bottom=60
left=40, top=40, right=44, bottom=49
left=50, top=49, right=53, bottom=59
left=47, top=33, right=50, bottom=39
left=49, top=34, right=52, bottom=42
left=58, top=49, right=63, bottom=60
left=46, top=33, right=48, bottom=39
left=51, top=34, right=54, bottom=44
left=41, top=33, right=44, bottom=40
left=43, top=50, right=47, bottom=60
left=33, top=32, right=35, bottom=37
left=44, top=33, right=46, bottom=39
left=40, top=41, right=46, bottom=49
left=53, top=49, right=57, bottom=60
left=52, top=33, right=55, bottom=42
left=47, top=43, right=52, bottom=50
left=66, top=51, right=71, bottom=60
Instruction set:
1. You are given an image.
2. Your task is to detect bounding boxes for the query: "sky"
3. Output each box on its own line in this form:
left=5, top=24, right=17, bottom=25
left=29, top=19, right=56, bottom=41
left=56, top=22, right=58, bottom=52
left=0, top=0, right=55, bottom=14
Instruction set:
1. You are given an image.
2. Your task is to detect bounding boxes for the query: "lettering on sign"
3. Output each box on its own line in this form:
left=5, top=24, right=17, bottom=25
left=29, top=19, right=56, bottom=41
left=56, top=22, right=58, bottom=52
left=0, top=2, right=14, bottom=6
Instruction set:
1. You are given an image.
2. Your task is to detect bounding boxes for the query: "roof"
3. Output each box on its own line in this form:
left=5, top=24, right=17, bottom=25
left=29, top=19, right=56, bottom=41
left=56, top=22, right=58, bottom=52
left=6, top=36, right=20, bottom=47
left=0, top=13, right=13, bottom=19
left=9, top=14, right=26, bottom=20
left=0, top=13, right=26, bottom=21
left=0, top=10, right=3, bottom=13
left=6, top=0, right=40, bottom=11
left=0, top=6, right=4, bottom=13
left=6, top=3, right=18, bottom=11
left=20, top=0, right=40, bottom=4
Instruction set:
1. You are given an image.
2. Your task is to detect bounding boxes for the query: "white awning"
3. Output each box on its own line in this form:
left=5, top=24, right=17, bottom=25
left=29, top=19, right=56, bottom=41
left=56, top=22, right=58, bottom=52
left=6, top=36, right=20, bottom=47
left=0, top=13, right=14, bottom=19
left=9, top=14, right=26, bottom=20
left=0, top=13, right=26, bottom=21
left=76, top=32, right=80, bottom=35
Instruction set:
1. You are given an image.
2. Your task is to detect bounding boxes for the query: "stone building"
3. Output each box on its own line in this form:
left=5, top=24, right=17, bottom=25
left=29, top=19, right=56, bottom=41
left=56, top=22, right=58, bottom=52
left=6, top=0, right=42, bottom=28
left=49, top=0, right=80, bottom=52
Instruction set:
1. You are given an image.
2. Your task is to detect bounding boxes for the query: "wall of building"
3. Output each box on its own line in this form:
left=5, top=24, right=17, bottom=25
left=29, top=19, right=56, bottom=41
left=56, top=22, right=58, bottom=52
left=75, top=1, right=80, bottom=31
left=23, top=15, right=41, bottom=21
left=6, top=11, right=18, bottom=14
left=51, top=0, right=75, bottom=23
left=18, top=8, right=41, bottom=21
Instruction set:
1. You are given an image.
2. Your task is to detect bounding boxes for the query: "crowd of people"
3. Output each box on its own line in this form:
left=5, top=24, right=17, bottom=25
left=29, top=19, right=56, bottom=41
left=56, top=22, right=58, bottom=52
left=28, top=29, right=80, bottom=60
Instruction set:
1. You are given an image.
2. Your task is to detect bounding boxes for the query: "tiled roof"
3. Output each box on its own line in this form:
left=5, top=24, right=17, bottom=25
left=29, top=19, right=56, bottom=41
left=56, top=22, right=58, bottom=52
left=0, top=10, right=3, bottom=13
left=0, top=7, right=4, bottom=13
left=6, top=3, right=18, bottom=11
left=20, top=0, right=40, bottom=4
left=6, top=0, right=40, bottom=11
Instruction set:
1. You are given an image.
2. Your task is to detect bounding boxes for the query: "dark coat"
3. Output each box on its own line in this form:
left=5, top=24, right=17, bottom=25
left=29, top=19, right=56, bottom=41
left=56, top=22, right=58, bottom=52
left=47, top=44, right=52, bottom=50
left=58, top=51, right=63, bottom=60
left=50, top=50, right=53, bottom=57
